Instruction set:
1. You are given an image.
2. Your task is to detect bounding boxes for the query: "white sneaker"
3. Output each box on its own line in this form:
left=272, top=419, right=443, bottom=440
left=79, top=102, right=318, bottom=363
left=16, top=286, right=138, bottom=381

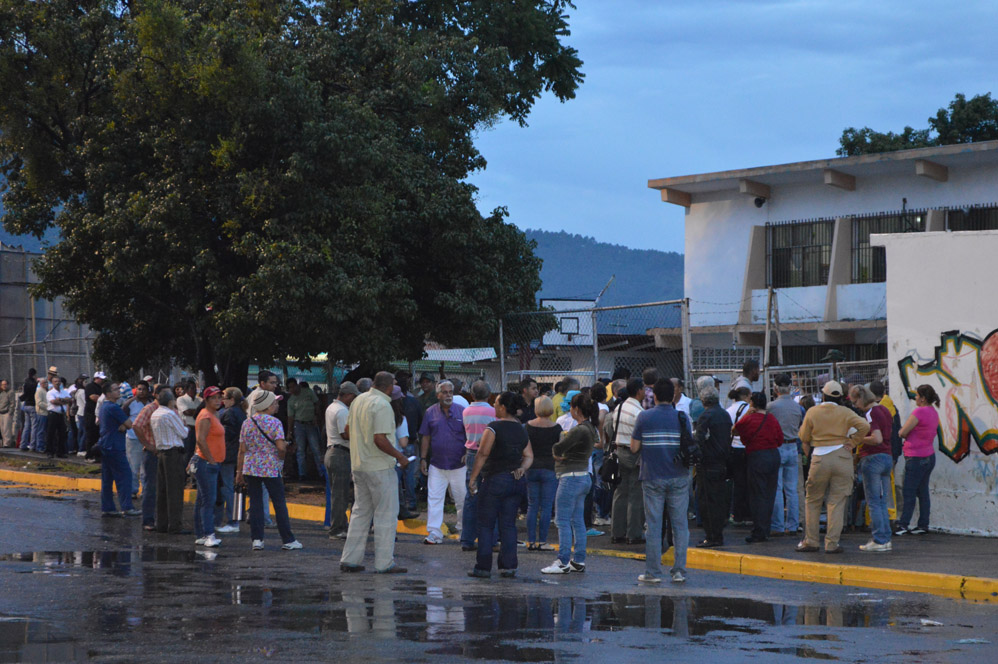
left=202, top=534, right=221, bottom=548
left=638, top=573, right=661, bottom=583
left=194, top=537, right=207, bottom=546
left=282, top=540, right=303, bottom=550
left=671, top=570, right=687, bottom=583
left=859, top=540, right=892, bottom=552
left=252, top=540, right=264, bottom=551
left=541, top=560, right=571, bottom=574
left=76, top=451, right=87, bottom=457
left=215, top=524, right=240, bottom=534
left=593, top=516, right=611, bottom=526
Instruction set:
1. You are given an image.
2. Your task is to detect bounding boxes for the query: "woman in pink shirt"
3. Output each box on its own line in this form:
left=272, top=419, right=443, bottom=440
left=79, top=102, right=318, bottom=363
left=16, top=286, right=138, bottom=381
left=895, top=385, right=940, bottom=536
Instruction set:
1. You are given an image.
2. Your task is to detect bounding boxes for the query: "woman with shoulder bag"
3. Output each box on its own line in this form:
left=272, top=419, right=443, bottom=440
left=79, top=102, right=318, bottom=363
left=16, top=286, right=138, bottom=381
left=732, top=392, right=783, bottom=543
left=236, top=390, right=302, bottom=551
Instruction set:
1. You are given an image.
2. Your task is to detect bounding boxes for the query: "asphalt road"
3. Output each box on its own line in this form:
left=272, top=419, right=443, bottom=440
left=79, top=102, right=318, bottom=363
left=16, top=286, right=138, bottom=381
left=0, top=483, right=995, bottom=663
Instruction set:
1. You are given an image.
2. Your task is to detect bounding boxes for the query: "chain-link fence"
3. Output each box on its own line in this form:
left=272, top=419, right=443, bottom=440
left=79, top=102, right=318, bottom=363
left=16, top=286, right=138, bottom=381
left=499, top=300, right=690, bottom=392
left=3, top=337, right=96, bottom=388
left=758, top=359, right=889, bottom=402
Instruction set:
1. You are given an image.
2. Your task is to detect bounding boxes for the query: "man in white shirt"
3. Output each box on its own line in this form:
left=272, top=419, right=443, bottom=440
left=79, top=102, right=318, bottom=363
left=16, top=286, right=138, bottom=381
left=45, top=376, right=72, bottom=458
left=731, top=359, right=760, bottom=393
left=176, top=379, right=202, bottom=463
left=323, top=381, right=360, bottom=539
left=671, top=378, right=693, bottom=431
left=610, top=379, right=646, bottom=544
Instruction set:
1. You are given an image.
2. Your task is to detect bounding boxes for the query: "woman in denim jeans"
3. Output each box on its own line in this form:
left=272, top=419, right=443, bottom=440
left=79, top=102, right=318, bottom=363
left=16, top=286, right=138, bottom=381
left=542, top=393, right=598, bottom=574
left=193, top=386, right=226, bottom=548
left=896, top=385, right=941, bottom=536
left=849, top=385, right=895, bottom=552
left=467, top=392, right=533, bottom=579
left=525, top=396, right=561, bottom=551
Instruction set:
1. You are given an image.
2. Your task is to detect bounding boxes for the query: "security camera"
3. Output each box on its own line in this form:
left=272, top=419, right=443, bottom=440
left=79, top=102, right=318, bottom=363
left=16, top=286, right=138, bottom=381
left=754, top=197, right=766, bottom=208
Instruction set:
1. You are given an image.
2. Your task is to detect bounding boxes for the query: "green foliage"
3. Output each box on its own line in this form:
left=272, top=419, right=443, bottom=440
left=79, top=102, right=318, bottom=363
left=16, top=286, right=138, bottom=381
left=0, top=0, right=583, bottom=386
left=837, top=93, right=998, bottom=156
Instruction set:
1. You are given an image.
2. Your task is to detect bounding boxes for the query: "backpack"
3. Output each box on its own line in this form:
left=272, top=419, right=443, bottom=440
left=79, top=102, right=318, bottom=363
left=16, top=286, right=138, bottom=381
left=890, top=409, right=903, bottom=462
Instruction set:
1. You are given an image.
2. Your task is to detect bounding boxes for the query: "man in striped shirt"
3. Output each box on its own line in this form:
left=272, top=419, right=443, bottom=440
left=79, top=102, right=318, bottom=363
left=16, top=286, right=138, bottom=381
left=630, top=378, right=692, bottom=584
left=459, top=380, right=496, bottom=550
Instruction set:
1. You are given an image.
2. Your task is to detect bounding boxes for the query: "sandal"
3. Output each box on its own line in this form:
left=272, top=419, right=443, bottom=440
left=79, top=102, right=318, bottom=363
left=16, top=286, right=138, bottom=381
left=527, top=543, right=538, bottom=551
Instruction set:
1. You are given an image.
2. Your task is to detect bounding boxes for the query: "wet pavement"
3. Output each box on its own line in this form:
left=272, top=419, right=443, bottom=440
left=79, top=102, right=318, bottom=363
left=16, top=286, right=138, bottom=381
left=1, top=483, right=996, bottom=663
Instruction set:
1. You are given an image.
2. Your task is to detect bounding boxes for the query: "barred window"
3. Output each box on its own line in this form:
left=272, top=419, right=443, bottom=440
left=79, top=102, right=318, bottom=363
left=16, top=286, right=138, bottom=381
left=947, top=204, right=998, bottom=231
left=766, top=220, right=834, bottom=288
left=851, top=211, right=924, bottom=283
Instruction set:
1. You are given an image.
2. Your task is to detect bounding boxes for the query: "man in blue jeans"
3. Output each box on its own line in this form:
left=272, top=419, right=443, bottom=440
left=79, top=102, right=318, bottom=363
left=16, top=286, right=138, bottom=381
left=287, top=378, right=324, bottom=481
left=460, top=381, right=496, bottom=550
left=98, top=382, right=140, bottom=517
left=767, top=373, right=802, bottom=536
left=630, top=378, right=691, bottom=584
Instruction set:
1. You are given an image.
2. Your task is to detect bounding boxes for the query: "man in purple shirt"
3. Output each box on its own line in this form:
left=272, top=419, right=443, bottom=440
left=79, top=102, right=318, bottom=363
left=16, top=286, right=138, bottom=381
left=419, top=380, right=467, bottom=544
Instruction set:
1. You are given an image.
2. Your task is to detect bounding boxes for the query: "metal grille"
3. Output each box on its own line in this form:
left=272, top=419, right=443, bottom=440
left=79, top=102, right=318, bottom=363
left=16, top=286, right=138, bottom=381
left=946, top=204, right=998, bottom=231
left=851, top=210, right=925, bottom=283
left=766, top=220, right=834, bottom=288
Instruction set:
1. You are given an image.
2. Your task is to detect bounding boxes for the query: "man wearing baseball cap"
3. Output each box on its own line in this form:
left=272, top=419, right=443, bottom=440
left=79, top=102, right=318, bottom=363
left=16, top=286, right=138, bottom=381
left=83, top=372, right=107, bottom=461
left=795, top=380, right=870, bottom=554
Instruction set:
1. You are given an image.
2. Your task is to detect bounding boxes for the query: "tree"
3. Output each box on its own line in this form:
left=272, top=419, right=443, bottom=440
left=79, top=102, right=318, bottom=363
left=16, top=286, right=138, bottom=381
left=0, top=0, right=584, bottom=388
left=837, top=92, right=998, bottom=156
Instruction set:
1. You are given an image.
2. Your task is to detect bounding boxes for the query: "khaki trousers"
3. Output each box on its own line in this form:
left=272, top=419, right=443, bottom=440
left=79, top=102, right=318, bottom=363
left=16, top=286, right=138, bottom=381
left=0, top=411, right=14, bottom=447
left=803, top=446, right=854, bottom=549
left=341, top=468, right=399, bottom=572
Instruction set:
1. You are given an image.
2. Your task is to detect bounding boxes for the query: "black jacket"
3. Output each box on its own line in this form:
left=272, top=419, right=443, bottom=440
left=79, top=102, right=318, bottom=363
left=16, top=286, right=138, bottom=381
left=695, top=405, right=733, bottom=467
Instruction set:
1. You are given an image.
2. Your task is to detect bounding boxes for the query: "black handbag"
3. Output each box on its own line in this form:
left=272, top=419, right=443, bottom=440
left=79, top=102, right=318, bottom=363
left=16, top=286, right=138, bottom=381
left=599, top=404, right=625, bottom=485
left=678, top=412, right=703, bottom=468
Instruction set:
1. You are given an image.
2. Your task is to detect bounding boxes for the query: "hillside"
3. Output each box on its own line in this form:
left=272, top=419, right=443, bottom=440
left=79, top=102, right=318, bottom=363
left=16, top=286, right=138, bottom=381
left=525, top=229, right=684, bottom=306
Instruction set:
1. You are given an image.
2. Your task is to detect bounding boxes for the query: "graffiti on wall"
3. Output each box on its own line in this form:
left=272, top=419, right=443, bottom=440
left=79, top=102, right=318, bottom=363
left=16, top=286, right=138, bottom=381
left=898, top=329, right=998, bottom=463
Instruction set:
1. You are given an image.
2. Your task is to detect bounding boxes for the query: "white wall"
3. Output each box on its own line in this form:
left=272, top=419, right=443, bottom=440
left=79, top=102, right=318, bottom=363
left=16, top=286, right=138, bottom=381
left=685, top=161, right=998, bottom=327
left=877, top=230, right=998, bottom=536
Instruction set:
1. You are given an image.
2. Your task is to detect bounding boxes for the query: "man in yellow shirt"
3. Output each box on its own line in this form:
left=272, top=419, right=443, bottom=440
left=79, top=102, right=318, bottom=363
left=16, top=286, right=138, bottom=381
left=340, top=371, right=410, bottom=574
left=796, top=381, right=870, bottom=554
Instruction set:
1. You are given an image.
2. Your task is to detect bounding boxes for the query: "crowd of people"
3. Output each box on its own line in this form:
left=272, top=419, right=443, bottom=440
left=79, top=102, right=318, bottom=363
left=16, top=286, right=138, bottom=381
left=0, top=359, right=943, bottom=583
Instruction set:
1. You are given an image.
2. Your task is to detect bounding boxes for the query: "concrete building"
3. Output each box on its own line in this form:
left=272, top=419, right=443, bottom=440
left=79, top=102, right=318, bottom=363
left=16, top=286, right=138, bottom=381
left=876, top=229, right=998, bottom=536
left=648, top=141, right=998, bottom=366
left=0, top=242, right=93, bottom=384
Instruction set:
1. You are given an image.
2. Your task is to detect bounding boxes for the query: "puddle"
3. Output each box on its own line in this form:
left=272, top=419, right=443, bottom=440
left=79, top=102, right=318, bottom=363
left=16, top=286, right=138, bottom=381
left=0, top=555, right=917, bottom=662
left=0, top=616, right=89, bottom=662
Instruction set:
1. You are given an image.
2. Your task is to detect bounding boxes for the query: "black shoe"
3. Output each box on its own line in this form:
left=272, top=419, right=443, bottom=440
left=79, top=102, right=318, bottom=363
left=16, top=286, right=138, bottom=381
left=375, top=565, right=407, bottom=574
left=398, top=511, right=418, bottom=520
left=745, top=535, right=767, bottom=543
left=499, top=569, right=517, bottom=578
left=626, top=538, right=646, bottom=545
left=610, top=537, right=626, bottom=544
left=461, top=545, right=477, bottom=552
left=468, top=568, right=490, bottom=579
left=696, top=539, right=722, bottom=548
left=340, top=563, right=365, bottom=573
left=825, top=545, right=844, bottom=554
left=101, top=511, right=123, bottom=518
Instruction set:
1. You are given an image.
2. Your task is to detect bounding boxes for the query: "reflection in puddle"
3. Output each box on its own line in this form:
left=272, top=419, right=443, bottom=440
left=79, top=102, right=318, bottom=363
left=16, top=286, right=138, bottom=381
left=0, top=616, right=88, bottom=662
left=0, top=552, right=912, bottom=662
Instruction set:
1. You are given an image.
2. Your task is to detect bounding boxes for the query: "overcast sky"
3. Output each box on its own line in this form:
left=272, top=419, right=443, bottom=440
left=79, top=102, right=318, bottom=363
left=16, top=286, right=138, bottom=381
left=467, top=0, right=996, bottom=254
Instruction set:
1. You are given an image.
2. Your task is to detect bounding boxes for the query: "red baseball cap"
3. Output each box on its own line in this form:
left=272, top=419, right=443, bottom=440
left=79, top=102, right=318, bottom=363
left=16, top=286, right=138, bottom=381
left=203, top=386, right=222, bottom=398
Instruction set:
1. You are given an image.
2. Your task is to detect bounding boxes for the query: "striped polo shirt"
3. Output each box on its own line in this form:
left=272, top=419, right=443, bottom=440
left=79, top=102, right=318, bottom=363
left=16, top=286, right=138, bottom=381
left=463, top=401, right=496, bottom=451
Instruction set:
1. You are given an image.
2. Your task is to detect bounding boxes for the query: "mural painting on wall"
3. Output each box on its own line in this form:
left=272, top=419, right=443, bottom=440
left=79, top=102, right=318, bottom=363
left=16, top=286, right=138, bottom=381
left=898, top=329, right=998, bottom=463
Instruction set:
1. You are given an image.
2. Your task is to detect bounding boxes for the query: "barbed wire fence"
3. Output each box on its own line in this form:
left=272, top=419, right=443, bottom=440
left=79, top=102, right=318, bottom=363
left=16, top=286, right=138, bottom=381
left=498, top=299, right=691, bottom=393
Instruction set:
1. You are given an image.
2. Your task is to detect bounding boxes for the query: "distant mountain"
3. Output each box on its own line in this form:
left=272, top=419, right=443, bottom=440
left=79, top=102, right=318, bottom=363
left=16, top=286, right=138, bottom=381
left=525, top=229, right=684, bottom=306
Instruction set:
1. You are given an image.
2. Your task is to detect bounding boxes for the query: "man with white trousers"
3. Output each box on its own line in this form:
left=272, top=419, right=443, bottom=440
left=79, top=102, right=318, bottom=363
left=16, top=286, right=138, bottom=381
left=419, top=380, right=467, bottom=545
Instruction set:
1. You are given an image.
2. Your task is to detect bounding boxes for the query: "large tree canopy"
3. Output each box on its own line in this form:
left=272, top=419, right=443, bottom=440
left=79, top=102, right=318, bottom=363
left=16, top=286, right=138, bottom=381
left=0, top=0, right=583, bottom=386
left=837, top=92, right=998, bottom=156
